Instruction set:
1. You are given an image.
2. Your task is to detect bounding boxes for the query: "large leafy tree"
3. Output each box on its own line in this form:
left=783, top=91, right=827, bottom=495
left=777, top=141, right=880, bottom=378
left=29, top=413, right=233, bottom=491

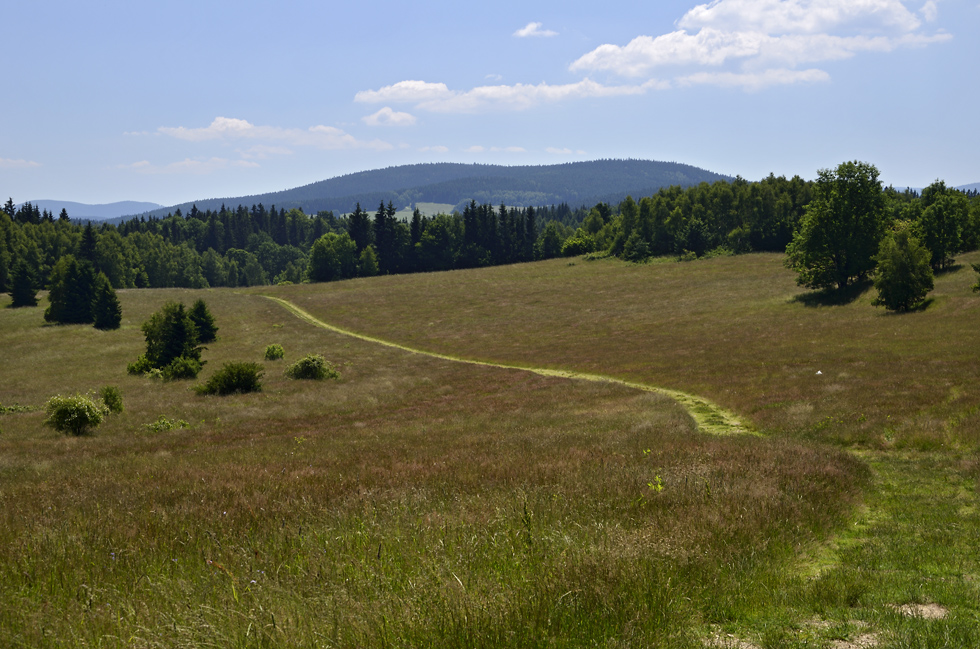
left=785, top=161, right=886, bottom=290
left=917, top=182, right=969, bottom=270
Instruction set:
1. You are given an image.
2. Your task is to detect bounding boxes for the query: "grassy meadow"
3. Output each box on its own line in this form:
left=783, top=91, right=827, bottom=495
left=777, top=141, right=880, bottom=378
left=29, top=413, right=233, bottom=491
left=1, top=252, right=979, bottom=647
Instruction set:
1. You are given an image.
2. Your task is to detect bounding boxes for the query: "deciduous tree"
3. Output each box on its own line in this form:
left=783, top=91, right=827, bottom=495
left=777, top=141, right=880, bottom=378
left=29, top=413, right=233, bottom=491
left=785, top=161, right=886, bottom=290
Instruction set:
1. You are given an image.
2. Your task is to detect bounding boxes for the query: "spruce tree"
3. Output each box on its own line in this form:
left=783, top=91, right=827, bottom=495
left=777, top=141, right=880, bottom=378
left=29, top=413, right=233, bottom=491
left=45, top=255, right=97, bottom=324
left=9, top=260, right=38, bottom=307
left=92, top=272, right=122, bottom=330
left=188, top=299, right=218, bottom=343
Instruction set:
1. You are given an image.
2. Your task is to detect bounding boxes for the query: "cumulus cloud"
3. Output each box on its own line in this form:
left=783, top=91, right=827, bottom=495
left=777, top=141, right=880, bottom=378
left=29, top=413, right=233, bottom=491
left=0, top=157, right=41, bottom=169
left=362, top=107, right=417, bottom=127
left=570, top=0, right=951, bottom=88
left=420, top=145, right=450, bottom=153
left=546, top=147, right=586, bottom=155
left=920, top=0, right=938, bottom=21
left=678, top=0, right=923, bottom=34
left=464, top=146, right=486, bottom=153
left=356, top=78, right=668, bottom=113
left=120, top=158, right=260, bottom=175
left=514, top=22, right=558, bottom=38
left=158, top=117, right=392, bottom=150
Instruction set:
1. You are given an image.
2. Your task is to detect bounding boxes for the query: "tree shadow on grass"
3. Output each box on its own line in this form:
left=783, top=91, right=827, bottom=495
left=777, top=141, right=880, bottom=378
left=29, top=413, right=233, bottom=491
left=878, top=297, right=936, bottom=314
left=791, top=279, right=874, bottom=307
left=933, top=263, right=964, bottom=277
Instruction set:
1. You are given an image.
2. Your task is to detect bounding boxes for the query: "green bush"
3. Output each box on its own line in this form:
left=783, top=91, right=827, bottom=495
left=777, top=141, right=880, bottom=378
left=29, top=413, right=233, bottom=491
left=284, top=354, right=339, bottom=381
left=44, top=394, right=109, bottom=436
left=127, top=354, right=153, bottom=375
left=162, top=356, right=202, bottom=381
left=99, top=386, right=123, bottom=413
left=264, top=344, right=285, bottom=360
left=194, top=362, right=264, bottom=396
left=143, top=416, right=190, bottom=432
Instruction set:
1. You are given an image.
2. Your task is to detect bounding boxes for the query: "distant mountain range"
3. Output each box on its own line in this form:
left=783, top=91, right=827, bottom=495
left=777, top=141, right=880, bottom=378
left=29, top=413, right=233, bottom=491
left=19, top=200, right=163, bottom=221
left=132, top=159, right=734, bottom=220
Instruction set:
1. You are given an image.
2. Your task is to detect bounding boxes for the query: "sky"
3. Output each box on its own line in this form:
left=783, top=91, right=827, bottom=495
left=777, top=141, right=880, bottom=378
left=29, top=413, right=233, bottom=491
left=1, top=0, right=977, bottom=207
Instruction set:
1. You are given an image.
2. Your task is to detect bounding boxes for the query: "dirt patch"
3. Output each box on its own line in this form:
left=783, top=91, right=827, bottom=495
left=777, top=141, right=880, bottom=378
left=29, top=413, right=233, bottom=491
left=830, top=632, right=878, bottom=648
left=704, top=631, right=761, bottom=649
left=891, top=602, right=948, bottom=619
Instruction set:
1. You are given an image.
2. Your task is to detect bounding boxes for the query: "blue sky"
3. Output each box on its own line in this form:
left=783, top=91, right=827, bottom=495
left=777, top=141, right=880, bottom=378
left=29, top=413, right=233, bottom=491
left=1, top=0, right=977, bottom=206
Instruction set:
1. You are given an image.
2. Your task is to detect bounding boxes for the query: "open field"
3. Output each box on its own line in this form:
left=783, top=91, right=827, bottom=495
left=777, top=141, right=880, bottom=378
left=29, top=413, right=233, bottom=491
left=2, top=253, right=980, bottom=646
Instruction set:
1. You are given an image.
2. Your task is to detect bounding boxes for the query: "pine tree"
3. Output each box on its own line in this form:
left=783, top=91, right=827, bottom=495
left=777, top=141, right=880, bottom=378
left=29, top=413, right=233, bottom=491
left=9, top=260, right=39, bottom=307
left=92, top=272, right=122, bottom=329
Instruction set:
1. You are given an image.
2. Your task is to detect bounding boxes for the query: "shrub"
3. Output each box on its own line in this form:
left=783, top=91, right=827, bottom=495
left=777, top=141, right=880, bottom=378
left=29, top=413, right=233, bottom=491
left=143, top=416, right=189, bottom=432
left=127, top=354, right=153, bottom=375
left=194, top=362, right=263, bottom=396
left=284, top=354, right=339, bottom=381
left=99, top=386, right=123, bottom=413
left=44, top=394, right=108, bottom=436
left=162, top=356, right=202, bottom=381
left=264, top=344, right=285, bottom=360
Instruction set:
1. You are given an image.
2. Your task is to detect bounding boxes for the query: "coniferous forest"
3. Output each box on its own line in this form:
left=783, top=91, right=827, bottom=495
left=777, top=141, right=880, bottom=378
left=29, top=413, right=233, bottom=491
left=2, top=171, right=979, bottom=298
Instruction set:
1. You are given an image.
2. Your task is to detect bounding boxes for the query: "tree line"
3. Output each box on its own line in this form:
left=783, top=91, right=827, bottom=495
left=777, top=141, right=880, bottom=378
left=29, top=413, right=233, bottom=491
left=3, top=170, right=978, bottom=301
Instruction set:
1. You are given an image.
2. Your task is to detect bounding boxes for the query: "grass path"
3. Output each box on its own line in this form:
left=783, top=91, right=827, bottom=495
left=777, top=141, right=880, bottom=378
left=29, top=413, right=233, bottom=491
left=264, top=295, right=753, bottom=436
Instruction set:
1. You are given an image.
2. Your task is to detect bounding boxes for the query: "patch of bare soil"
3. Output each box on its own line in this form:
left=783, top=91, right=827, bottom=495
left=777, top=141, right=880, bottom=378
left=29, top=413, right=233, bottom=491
left=830, top=633, right=878, bottom=648
left=704, top=628, right=761, bottom=649
left=891, top=602, right=948, bottom=619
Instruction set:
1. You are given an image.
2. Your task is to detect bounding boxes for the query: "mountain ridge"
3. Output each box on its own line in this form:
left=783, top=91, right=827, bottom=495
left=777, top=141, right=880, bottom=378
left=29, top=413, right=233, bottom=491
left=134, top=159, right=734, bottom=219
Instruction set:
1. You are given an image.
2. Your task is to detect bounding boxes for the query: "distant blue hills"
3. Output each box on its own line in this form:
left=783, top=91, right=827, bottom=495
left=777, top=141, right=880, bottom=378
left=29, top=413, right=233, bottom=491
left=20, top=199, right=163, bottom=221
left=128, top=159, right=735, bottom=220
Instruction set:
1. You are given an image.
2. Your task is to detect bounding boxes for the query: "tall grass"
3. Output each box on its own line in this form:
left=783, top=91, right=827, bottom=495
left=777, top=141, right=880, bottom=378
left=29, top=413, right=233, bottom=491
left=0, top=287, right=864, bottom=647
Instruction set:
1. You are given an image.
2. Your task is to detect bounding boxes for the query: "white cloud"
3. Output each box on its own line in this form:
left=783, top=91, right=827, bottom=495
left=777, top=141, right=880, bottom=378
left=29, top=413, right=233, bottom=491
left=920, top=1, right=938, bottom=21
left=678, top=67, right=831, bottom=89
left=354, top=80, right=453, bottom=104
left=158, top=117, right=392, bottom=150
left=120, top=158, right=260, bottom=175
left=362, top=107, right=417, bottom=127
left=678, top=0, right=922, bottom=34
left=514, top=22, right=558, bottom=38
left=356, top=78, right=669, bottom=113
left=490, top=146, right=527, bottom=153
left=0, top=158, right=41, bottom=169
left=464, top=146, right=486, bottom=153
left=546, top=147, right=586, bottom=155
left=420, top=145, right=450, bottom=153
left=569, top=0, right=951, bottom=89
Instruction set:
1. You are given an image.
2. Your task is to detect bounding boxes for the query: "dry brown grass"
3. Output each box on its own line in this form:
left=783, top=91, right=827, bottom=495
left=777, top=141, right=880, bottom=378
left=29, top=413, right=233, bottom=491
left=269, top=252, right=980, bottom=450
left=0, top=284, right=865, bottom=647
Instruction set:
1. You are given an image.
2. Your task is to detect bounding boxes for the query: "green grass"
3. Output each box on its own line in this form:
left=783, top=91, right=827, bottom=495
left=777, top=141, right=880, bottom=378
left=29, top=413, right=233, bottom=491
left=3, top=252, right=980, bottom=646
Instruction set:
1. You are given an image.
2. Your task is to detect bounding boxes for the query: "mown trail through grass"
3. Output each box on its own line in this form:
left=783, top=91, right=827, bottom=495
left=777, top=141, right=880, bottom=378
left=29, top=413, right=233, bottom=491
left=264, top=295, right=752, bottom=437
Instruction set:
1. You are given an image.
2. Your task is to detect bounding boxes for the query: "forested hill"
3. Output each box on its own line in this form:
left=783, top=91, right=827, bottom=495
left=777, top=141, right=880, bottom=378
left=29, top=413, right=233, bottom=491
left=139, top=159, right=732, bottom=219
